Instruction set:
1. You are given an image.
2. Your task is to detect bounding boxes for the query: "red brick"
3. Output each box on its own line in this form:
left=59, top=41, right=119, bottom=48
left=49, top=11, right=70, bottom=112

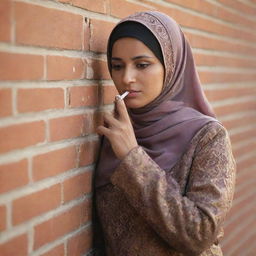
left=0, top=121, right=45, bottom=154
left=89, top=59, right=110, bottom=80
left=0, top=159, right=28, bottom=193
left=63, top=171, right=92, bottom=202
left=78, top=140, right=99, bottom=167
left=233, top=141, right=256, bottom=159
left=237, top=155, right=256, bottom=172
left=67, top=227, right=92, bottom=256
left=84, top=18, right=90, bottom=51
left=234, top=179, right=255, bottom=200
left=164, top=0, right=254, bottom=28
left=13, top=184, right=61, bottom=225
left=33, top=146, right=77, bottom=181
left=230, top=129, right=256, bottom=144
left=103, top=85, right=118, bottom=105
left=147, top=1, right=256, bottom=42
left=224, top=205, right=253, bottom=239
left=110, top=0, right=154, bottom=18
left=185, top=31, right=256, bottom=56
left=194, top=53, right=256, bottom=69
left=222, top=216, right=255, bottom=253
left=17, top=88, right=64, bottom=113
left=0, top=52, right=44, bottom=81
left=0, top=205, right=6, bottom=231
left=0, top=234, right=28, bottom=256
left=222, top=115, right=256, bottom=131
left=40, top=244, right=65, bottom=256
left=90, top=19, right=115, bottom=53
left=57, top=0, right=108, bottom=14
left=15, top=2, right=83, bottom=50
left=205, top=87, right=256, bottom=102
left=199, top=70, right=256, bottom=84
left=34, top=200, right=91, bottom=249
left=47, top=56, right=86, bottom=80
left=216, top=6, right=254, bottom=28
left=0, top=0, right=11, bottom=42
left=232, top=234, right=256, bottom=256
left=236, top=170, right=255, bottom=186
left=218, top=0, right=256, bottom=16
left=231, top=191, right=254, bottom=214
left=93, top=109, right=106, bottom=129
left=69, top=86, right=98, bottom=107
left=49, top=114, right=94, bottom=142
left=0, top=88, right=12, bottom=117
left=72, top=0, right=108, bottom=14
left=214, top=100, right=256, bottom=117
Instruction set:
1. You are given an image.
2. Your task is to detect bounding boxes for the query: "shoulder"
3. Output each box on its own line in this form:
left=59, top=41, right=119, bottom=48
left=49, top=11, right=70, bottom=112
left=192, top=121, right=231, bottom=154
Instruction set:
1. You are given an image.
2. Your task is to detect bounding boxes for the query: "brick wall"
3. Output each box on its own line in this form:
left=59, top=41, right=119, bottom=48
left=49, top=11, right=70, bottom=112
left=0, top=0, right=255, bottom=255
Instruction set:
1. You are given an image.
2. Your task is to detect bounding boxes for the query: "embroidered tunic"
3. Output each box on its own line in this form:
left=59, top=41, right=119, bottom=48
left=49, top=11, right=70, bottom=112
left=94, top=122, right=236, bottom=256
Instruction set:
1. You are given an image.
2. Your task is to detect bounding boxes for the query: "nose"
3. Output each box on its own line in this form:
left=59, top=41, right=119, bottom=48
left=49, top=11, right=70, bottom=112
left=122, top=67, right=136, bottom=85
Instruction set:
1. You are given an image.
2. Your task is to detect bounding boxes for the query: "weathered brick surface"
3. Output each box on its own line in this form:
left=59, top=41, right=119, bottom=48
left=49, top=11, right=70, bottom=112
left=0, top=0, right=255, bottom=255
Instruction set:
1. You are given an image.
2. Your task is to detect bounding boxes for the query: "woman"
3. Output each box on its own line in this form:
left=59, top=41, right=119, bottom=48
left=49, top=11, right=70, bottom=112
left=94, top=11, right=236, bottom=256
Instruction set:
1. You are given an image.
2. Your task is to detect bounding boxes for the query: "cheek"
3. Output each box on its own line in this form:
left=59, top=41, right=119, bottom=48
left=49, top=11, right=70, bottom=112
left=147, top=67, right=164, bottom=92
left=111, top=74, right=122, bottom=90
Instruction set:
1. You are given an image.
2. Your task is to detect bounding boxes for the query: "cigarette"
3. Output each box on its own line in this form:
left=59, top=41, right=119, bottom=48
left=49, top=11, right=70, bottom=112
left=116, top=91, right=129, bottom=100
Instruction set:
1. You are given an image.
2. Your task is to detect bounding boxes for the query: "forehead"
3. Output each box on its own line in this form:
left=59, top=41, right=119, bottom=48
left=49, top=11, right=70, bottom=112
left=111, top=37, right=155, bottom=58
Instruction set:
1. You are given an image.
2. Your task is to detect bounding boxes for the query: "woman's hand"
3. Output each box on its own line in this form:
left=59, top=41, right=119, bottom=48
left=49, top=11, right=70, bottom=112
left=97, top=98, right=138, bottom=159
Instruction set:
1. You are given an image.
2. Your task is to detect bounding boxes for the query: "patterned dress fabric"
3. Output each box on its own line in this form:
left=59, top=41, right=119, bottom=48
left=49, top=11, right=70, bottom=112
left=95, top=122, right=236, bottom=256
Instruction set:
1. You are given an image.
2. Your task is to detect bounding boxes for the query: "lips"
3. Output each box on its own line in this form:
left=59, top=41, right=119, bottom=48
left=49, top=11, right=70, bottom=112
left=126, top=90, right=141, bottom=98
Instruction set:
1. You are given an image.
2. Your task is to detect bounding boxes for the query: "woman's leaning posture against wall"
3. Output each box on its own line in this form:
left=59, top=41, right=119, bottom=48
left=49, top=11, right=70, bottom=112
left=93, top=11, right=236, bottom=256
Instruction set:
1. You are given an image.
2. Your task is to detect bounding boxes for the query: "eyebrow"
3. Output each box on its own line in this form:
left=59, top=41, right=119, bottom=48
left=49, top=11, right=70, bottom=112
left=111, top=55, right=154, bottom=61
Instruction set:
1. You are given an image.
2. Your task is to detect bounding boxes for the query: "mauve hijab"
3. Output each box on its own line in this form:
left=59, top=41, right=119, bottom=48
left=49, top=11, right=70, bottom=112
left=95, top=11, right=217, bottom=188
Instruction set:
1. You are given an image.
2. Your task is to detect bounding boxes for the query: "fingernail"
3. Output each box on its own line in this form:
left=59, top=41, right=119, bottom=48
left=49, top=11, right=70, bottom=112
left=115, top=95, right=121, bottom=101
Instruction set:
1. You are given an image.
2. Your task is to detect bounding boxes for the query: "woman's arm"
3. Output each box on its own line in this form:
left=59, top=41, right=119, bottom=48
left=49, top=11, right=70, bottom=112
left=110, top=124, right=236, bottom=256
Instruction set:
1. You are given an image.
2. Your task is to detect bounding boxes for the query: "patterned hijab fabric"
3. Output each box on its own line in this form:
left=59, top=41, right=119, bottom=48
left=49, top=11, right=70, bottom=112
left=95, top=11, right=217, bottom=188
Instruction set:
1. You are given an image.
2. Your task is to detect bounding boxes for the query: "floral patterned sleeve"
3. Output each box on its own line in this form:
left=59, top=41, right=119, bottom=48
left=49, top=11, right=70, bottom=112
left=110, top=124, right=236, bottom=256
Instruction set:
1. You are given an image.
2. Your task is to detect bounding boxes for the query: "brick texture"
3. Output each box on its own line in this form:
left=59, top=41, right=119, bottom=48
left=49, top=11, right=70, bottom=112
left=47, top=56, right=86, bottom=81
left=89, top=59, right=110, bottom=80
left=0, top=234, right=28, bottom=256
left=0, top=88, right=12, bottom=117
left=67, top=227, right=92, bottom=255
left=34, top=199, right=91, bottom=249
left=32, top=146, right=77, bottom=180
left=15, top=2, right=83, bottom=50
left=12, top=184, right=61, bottom=225
left=0, top=0, right=11, bottom=42
left=0, top=52, right=44, bottom=81
left=0, top=159, right=28, bottom=193
left=69, top=85, right=98, bottom=107
left=0, top=204, right=6, bottom=231
left=72, top=0, right=108, bottom=14
left=0, top=121, right=45, bottom=153
left=63, top=170, right=92, bottom=202
left=90, top=19, right=115, bottom=53
left=0, top=0, right=255, bottom=255
left=17, top=88, right=64, bottom=113
left=49, top=114, right=95, bottom=141
left=40, top=244, right=65, bottom=256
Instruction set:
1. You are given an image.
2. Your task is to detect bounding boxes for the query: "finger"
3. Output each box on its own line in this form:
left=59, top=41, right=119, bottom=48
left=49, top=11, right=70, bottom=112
left=115, top=98, right=130, bottom=122
left=103, top=112, right=120, bottom=128
left=96, top=125, right=111, bottom=137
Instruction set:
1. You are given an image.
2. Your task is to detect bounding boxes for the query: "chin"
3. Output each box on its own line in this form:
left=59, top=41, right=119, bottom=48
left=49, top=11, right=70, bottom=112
left=126, top=104, right=146, bottom=109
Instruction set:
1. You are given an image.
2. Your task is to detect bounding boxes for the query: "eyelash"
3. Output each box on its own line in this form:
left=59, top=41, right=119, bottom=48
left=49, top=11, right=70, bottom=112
left=111, top=63, right=150, bottom=70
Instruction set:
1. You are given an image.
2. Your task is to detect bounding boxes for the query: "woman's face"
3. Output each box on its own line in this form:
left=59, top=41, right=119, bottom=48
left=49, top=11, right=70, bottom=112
left=111, top=37, right=165, bottom=109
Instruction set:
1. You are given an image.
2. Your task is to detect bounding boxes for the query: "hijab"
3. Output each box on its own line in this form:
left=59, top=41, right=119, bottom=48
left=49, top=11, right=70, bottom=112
left=95, top=11, right=217, bottom=188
